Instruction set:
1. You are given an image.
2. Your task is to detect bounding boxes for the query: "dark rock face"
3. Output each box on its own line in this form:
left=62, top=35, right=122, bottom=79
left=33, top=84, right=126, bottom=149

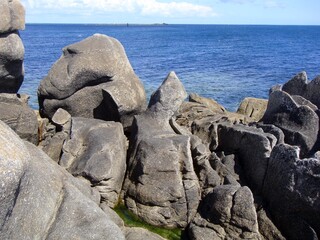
left=0, top=93, right=38, bottom=144
left=38, top=34, right=146, bottom=126
left=124, top=72, right=201, bottom=228
left=60, top=117, right=127, bottom=207
left=263, top=144, right=320, bottom=239
left=189, top=185, right=261, bottom=240
left=0, top=120, right=125, bottom=240
left=262, top=90, right=319, bottom=158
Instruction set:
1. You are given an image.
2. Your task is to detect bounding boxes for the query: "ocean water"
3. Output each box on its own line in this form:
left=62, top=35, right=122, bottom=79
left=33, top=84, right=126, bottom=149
left=20, top=24, right=320, bottom=111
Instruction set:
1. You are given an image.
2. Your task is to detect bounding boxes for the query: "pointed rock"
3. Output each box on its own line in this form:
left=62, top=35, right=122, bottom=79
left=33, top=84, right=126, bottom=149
left=148, top=71, right=187, bottom=119
left=123, top=72, right=200, bottom=228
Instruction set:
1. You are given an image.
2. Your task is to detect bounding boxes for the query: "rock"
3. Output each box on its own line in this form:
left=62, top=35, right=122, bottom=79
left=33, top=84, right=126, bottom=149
left=0, top=93, right=38, bottom=144
left=189, top=93, right=226, bottom=113
left=100, top=202, right=124, bottom=228
left=124, top=72, right=200, bottom=228
left=60, top=117, right=127, bottom=207
left=191, top=116, right=227, bottom=151
left=188, top=222, right=221, bottom=240
left=176, top=102, right=217, bottom=129
left=0, top=31, right=24, bottom=93
left=292, top=95, right=318, bottom=111
left=282, top=71, right=320, bottom=109
left=148, top=71, right=187, bottom=120
left=262, top=90, right=319, bottom=158
left=191, top=137, right=221, bottom=197
left=255, top=123, right=285, bottom=145
left=256, top=207, right=285, bottom=240
left=282, top=71, right=308, bottom=96
left=176, top=100, right=254, bottom=131
left=0, top=120, right=125, bottom=239
left=217, top=123, right=277, bottom=193
left=42, top=131, right=68, bottom=162
left=263, top=144, right=320, bottom=239
left=0, top=0, right=25, bottom=92
left=189, top=185, right=261, bottom=240
left=0, top=0, right=25, bottom=34
left=40, top=108, right=72, bottom=162
left=51, top=108, right=72, bottom=133
left=37, top=111, right=55, bottom=143
left=38, top=34, right=146, bottom=128
left=236, top=97, right=268, bottom=122
left=192, top=116, right=277, bottom=193
left=124, top=227, right=166, bottom=240
left=210, top=153, right=244, bottom=187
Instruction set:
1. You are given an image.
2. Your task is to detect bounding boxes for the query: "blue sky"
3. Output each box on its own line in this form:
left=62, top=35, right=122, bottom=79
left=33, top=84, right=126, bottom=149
left=21, top=0, right=320, bottom=25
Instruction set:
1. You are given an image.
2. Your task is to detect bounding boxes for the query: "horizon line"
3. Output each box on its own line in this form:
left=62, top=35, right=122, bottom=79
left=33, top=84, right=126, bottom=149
left=25, top=22, right=320, bottom=27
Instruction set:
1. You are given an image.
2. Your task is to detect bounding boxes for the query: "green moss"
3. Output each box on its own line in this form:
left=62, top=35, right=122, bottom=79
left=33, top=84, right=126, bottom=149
left=114, top=204, right=182, bottom=240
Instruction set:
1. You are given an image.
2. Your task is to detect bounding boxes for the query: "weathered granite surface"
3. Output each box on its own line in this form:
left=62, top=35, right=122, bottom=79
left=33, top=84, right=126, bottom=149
left=0, top=0, right=25, bottom=93
left=38, top=34, right=146, bottom=130
left=0, top=120, right=125, bottom=239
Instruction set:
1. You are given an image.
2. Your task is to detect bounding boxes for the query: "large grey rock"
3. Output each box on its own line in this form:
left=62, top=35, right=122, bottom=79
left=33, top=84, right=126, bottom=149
left=217, top=123, right=277, bottom=193
left=282, top=71, right=320, bottom=109
left=262, top=90, right=319, bottom=158
left=189, top=185, right=261, bottom=240
left=38, top=34, right=146, bottom=126
left=0, top=31, right=24, bottom=93
left=60, top=117, right=127, bottom=207
left=192, top=116, right=277, bottom=193
left=263, top=144, right=320, bottom=239
left=0, top=120, right=125, bottom=239
left=124, top=72, right=200, bottom=228
left=0, top=93, right=38, bottom=144
left=0, top=0, right=25, bottom=34
left=282, top=71, right=308, bottom=96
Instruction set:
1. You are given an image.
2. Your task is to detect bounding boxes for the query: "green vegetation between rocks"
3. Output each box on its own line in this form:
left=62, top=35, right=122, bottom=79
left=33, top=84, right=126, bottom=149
left=114, top=204, right=182, bottom=240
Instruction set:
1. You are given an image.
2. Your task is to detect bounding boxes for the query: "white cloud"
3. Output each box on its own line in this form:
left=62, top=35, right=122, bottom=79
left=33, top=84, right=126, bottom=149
left=136, top=0, right=215, bottom=17
left=22, top=0, right=216, bottom=17
left=219, top=0, right=284, bottom=8
left=219, top=0, right=254, bottom=3
left=263, top=0, right=285, bottom=8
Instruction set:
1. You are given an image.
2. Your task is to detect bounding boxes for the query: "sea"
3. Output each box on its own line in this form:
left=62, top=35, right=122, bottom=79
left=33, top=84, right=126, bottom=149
left=19, top=24, right=320, bottom=111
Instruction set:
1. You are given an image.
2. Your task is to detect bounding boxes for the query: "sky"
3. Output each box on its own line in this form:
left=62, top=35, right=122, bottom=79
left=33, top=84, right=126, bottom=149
left=20, top=0, right=320, bottom=25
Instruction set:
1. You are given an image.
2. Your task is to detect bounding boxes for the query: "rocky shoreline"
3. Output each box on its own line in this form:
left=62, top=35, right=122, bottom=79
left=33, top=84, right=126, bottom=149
left=1, top=1, right=320, bottom=239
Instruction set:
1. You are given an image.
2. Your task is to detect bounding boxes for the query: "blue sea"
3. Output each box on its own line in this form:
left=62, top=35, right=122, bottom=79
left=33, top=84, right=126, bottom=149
left=20, top=24, right=320, bottom=111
